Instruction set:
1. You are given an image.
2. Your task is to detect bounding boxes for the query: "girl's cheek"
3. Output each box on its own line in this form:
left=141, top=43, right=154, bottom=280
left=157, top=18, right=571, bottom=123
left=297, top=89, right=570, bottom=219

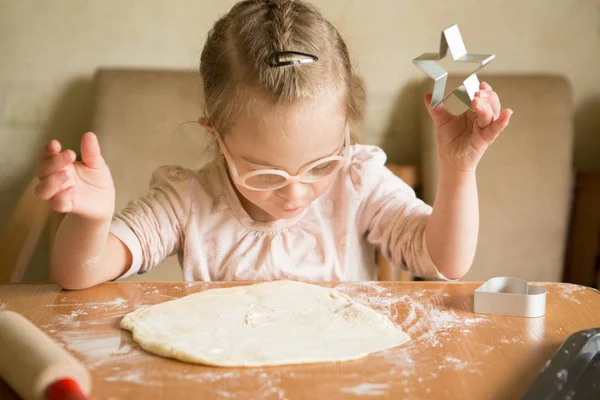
left=240, top=187, right=271, bottom=203
left=310, top=176, right=336, bottom=197
left=238, top=174, right=335, bottom=205
left=255, top=191, right=274, bottom=202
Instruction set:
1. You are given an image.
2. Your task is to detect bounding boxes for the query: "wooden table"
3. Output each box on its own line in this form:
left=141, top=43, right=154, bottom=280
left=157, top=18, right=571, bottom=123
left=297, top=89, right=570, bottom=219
left=1, top=282, right=599, bottom=399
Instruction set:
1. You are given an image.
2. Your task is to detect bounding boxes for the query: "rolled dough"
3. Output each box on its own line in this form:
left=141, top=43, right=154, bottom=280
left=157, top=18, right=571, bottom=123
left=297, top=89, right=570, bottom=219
left=120, top=281, right=409, bottom=367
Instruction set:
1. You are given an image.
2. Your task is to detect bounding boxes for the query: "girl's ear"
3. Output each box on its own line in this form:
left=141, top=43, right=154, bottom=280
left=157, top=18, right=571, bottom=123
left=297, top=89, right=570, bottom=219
left=198, top=117, right=215, bottom=137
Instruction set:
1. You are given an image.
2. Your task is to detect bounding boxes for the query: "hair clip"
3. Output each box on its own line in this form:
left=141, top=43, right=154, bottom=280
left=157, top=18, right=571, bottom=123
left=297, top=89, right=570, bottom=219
left=268, top=51, right=318, bottom=67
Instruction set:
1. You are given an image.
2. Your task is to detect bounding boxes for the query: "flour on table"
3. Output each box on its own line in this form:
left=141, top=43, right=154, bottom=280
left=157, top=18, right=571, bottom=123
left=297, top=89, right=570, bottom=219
left=120, top=281, right=410, bottom=367
left=545, top=283, right=588, bottom=305
left=340, top=383, right=390, bottom=396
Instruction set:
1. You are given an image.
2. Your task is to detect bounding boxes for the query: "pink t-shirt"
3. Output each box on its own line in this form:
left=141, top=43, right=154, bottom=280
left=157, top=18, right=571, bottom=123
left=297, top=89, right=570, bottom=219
left=110, top=144, right=448, bottom=281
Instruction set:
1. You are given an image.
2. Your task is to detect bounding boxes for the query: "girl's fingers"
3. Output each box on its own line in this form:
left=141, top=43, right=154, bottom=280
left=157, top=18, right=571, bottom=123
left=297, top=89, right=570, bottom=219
left=475, top=89, right=501, bottom=120
left=45, top=140, right=61, bottom=156
left=36, top=150, right=76, bottom=179
left=34, top=170, right=72, bottom=201
left=485, top=91, right=501, bottom=120
left=466, top=109, right=478, bottom=122
left=40, top=140, right=62, bottom=161
left=481, top=109, right=513, bottom=143
left=50, top=186, right=75, bottom=213
left=80, top=132, right=105, bottom=169
left=424, top=93, right=454, bottom=127
left=474, top=82, right=510, bottom=143
left=473, top=97, right=494, bottom=128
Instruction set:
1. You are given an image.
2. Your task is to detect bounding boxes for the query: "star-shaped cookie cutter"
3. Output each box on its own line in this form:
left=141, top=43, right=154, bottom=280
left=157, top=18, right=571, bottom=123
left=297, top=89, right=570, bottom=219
left=413, top=24, right=495, bottom=109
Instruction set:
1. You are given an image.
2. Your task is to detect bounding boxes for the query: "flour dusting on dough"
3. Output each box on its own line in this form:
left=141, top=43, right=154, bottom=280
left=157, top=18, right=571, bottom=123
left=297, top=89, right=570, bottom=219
left=120, top=281, right=410, bottom=367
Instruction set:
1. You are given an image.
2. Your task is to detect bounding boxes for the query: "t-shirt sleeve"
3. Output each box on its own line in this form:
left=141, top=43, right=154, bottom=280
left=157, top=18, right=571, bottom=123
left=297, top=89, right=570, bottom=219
left=350, top=146, right=450, bottom=281
left=109, top=166, right=192, bottom=279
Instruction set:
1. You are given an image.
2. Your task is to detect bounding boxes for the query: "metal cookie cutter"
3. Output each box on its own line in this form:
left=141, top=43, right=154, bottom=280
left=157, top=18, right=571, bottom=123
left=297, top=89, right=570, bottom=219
left=474, top=277, right=547, bottom=318
left=413, top=24, right=495, bottom=109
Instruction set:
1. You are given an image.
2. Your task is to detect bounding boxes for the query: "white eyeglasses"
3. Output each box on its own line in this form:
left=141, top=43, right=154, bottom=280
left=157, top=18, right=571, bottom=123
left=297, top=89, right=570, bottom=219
left=214, top=126, right=350, bottom=191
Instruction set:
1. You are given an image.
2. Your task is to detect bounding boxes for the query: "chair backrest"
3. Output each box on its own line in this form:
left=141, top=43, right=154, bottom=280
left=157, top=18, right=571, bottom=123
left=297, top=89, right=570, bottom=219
left=0, top=178, right=50, bottom=282
left=421, top=75, right=573, bottom=282
left=377, top=164, right=418, bottom=281
left=92, top=68, right=208, bottom=281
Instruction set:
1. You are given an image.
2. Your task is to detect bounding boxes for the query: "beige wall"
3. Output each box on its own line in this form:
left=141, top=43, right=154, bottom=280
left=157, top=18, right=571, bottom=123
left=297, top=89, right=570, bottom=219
left=2, top=0, right=599, bottom=280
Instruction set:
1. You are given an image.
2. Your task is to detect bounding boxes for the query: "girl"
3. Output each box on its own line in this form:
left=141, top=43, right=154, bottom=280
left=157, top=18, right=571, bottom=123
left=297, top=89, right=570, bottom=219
left=35, top=0, right=512, bottom=290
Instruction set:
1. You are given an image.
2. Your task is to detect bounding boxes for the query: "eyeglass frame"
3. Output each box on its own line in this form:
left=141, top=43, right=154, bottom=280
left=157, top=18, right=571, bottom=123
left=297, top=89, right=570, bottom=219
left=213, top=125, right=351, bottom=191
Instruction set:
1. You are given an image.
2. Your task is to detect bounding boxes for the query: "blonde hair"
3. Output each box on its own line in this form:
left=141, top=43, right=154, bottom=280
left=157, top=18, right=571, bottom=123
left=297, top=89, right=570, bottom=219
left=200, top=0, right=364, bottom=134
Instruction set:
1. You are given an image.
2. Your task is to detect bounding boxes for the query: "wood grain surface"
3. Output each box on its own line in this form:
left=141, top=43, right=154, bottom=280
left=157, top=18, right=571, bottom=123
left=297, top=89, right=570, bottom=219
left=0, top=281, right=599, bottom=399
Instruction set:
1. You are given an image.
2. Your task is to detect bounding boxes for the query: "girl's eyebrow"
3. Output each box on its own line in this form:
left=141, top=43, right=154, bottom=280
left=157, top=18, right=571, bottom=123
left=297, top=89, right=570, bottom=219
left=240, top=155, right=284, bottom=168
left=240, top=138, right=344, bottom=168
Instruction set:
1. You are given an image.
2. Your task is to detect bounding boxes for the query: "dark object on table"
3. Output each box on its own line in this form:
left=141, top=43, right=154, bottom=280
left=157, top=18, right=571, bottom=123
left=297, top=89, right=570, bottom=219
left=522, top=328, right=600, bottom=400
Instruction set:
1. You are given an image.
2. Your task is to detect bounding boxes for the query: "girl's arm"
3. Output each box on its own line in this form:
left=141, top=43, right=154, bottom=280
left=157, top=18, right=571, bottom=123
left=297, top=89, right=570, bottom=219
left=51, top=215, right=131, bottom=290
left=423, top=82, right=512, bottom=279
left=425, top=166, right=478, bottom=279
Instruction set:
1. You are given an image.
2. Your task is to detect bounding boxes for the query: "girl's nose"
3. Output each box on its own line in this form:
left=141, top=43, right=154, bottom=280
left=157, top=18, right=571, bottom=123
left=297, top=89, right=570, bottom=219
left=278, top=182, right=309, bottom=201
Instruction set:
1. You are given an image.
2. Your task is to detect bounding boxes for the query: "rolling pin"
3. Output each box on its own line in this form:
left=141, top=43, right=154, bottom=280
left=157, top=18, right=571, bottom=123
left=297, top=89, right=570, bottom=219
left=0, top=311, right=91, bottom=400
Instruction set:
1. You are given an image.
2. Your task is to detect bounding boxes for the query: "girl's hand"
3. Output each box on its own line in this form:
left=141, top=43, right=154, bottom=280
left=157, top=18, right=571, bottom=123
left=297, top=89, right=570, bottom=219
left=35, top=132, right=115, bottom=221
left=425, top=82, right=513, bottom=173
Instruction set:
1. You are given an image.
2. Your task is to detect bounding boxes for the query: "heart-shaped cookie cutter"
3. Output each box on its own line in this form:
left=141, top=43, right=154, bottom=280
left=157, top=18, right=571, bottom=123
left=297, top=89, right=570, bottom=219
left=474, top=277, right=547, bottom=318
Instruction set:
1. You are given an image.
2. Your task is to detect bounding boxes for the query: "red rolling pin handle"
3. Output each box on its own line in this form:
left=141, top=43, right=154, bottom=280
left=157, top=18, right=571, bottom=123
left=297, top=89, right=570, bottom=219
left=45, top=378, right=89, bottom=400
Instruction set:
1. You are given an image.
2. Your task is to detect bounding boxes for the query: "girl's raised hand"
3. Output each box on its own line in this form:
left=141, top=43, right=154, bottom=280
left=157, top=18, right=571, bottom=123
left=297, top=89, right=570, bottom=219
left=425, top=82, right=513, bottom=173
left=35, top=132, right=115, bottom=221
